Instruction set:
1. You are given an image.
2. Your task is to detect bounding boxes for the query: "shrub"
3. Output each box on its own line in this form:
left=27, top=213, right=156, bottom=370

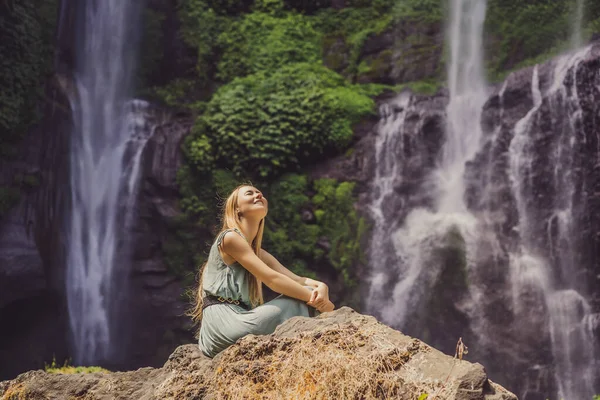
left=0, top=0, right=57, bottom=156
left=187, top=63, right=374, bottom=179
left=263, top=174, right=365, bottom=287
left=216, top=12, right=322, bottom=82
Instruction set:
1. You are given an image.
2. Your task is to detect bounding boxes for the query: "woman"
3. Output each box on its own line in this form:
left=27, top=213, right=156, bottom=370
left=189, top=184, right=335, bottom=358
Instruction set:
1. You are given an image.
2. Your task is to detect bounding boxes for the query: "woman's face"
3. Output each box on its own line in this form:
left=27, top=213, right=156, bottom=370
left=237, top=186, right=268, bottom=219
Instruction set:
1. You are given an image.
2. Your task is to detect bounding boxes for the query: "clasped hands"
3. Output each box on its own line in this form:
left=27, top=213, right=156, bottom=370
left=306, top=282, right=335, bottom=312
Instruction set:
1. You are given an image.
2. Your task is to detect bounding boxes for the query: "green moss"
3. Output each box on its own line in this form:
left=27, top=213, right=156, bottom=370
left=312, top=179, right=365, bottom=287
left=356, top=49, right=393, bottom=83
left=484, top=0, right=600, bottom=76
left=178, top=0, right=232, bottom=90
left=13, top=173, right=40, bottom=188
left=44, top=357, right=109, bottom=374
left=322, top=34, right=350, bottom=73
left=393, top=79, right=441, bottom=95
left=164, top=167, right=243, bottom=286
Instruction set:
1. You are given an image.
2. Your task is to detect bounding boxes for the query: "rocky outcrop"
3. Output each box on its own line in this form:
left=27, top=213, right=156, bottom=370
left=319, top=41, right=600, bottom=400
left=358, top=19, right=444, bottom=85
left=323, top=19, right=444, bottom=85
left=0, top=87, right=196, bottom=380
left=0, top=307, right=517, bottom=400
left=0, top=0, right=197, bottom=379
left=463, top=43, right=600, bottom=398
left=123, top=108, right=195, bottom=369
left=0, top=75, right=74, bottom=381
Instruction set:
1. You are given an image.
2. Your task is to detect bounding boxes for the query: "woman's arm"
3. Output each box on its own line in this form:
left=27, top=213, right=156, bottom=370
left=260, top=249, right=327, bottom=288
left=261, top=249, right=332, bottom=310
left=221, top=232, right=313, bottom=302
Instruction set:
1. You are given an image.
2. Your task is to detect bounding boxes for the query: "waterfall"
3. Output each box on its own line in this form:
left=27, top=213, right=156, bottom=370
left=366, top=95, right=412, bottom=320
left=508, top=47, right=596, bottom=400
left=365, top=0, right=599, bottom=396
left=366, top=0, right=488, bottom=328
left=66, top=0, right=146, bottom=365
left=440, top=0, right=488, bottom=213
left=571, top=0, right=585, bottom=49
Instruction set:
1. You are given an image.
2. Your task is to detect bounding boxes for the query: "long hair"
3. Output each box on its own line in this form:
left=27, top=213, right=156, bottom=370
left=188, top=185, right=265, bottom=335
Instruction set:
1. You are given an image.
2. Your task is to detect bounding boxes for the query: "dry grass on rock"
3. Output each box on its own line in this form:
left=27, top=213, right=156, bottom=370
left=206, top=322, right=436, bottom=400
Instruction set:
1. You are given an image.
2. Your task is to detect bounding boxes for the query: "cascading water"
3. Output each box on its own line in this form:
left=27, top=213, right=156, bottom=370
left=366, top=0, right=488, bottom=329
left=66, top=0, right=146, bottom=365
left=508, top=47, right=596, bottom=400
left=440, top=0, right=488, bottom=213
left=365, top=0, right=599, bottom=397
left=571, top=0, right=585, bottom=49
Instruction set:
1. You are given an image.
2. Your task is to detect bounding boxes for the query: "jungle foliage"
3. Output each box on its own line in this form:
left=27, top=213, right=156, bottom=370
left=154, top=0, right=600, bottom=304
left=0, top=0, right=58, bottom=157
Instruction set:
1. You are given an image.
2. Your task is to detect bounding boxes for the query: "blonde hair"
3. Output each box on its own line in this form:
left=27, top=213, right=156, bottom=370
left=189, top=184, right=265, bottom=335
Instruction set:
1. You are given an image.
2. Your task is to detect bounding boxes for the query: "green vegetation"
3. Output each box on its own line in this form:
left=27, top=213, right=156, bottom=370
left=313, top=6, right=394, bottom=78
left=187, top=63, right=374, bottom=179
left=393, top=80, right=441, bottom=96
left=44, top=357, right=109, bottom=374
left=146, top=0, right=600, bottom=305
left=263, top=174, right=365, bottom=287
left=0, top=0, right=58, bottom=158
left=216, top=12, right=321, bottom=82
left=162, top=167, right=240, bottom=286
left=485, top=0, right=571, bottom=76
left=167, top=170, right=365, bottom=294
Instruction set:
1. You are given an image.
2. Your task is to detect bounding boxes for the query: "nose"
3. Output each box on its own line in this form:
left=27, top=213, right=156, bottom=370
left=255, top=192, right=263, bottom=199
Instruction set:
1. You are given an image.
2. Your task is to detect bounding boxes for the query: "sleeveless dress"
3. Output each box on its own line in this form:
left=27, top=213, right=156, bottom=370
left=199, top=228, right=315, bottom=358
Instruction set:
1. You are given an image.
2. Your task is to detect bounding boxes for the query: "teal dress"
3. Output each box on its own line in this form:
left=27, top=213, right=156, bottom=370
left=199, top=228, right=315, bottom=358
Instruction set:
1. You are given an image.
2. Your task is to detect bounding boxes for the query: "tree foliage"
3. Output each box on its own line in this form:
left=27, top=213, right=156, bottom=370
left=0, top=0, right=57, bottom=156
left=186, top=63, right=374, bottom=179
left=263, top=174, right=365, bottom=288
left=216, top=12, right=322, bottom=82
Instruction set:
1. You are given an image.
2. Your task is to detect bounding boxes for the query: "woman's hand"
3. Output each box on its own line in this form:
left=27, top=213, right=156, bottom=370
left=310, top=282, right=329, bottom=304
left=313, top=299, right=335, bottom=313
left=307, top=283, right=334, bottom=312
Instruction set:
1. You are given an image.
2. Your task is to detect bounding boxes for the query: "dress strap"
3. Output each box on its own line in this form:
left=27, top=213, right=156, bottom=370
left=215, top=228, right=247, bottom=249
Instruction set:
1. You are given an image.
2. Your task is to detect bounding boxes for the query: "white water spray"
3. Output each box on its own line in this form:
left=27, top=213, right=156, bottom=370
left=508, top=48, right=596, bottom=400
left=66, top=1, right=147, bottom=365
left=366, top=0, right=488, bottom=327
left=440, top=0, right=489, bottom=213
left=571, top=0, right=585, bottom=49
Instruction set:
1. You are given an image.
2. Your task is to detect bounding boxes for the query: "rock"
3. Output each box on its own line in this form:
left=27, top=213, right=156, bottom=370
left=0, top=74, right=73, bottom=380
left=312, top=40, right=600, bottom=399
left=356, top=19, right=444, bottom=85
left=300, top=209, right=315, bottom=223
left=0, top=307, right=517, bottom=400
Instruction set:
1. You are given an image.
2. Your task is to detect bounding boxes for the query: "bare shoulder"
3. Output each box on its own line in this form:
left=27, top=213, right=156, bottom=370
left=220, top=230, right=249, bottom=251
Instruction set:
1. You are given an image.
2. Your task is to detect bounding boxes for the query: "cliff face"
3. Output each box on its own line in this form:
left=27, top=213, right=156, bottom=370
left=0, top=75, right=73, bottom=380
left=0, top=0, right=199, bottom=380
left=0, top=81, right=196, bottom=380
left=330, top=42, right=600, bottom=399
left=0, top=307, right=517, bottom=400
left=463, top=44, right=600, bottom=397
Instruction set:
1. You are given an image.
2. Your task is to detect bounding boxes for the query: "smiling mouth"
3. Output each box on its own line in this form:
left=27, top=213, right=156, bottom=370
left=254, top=200, right=264, bottom=205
